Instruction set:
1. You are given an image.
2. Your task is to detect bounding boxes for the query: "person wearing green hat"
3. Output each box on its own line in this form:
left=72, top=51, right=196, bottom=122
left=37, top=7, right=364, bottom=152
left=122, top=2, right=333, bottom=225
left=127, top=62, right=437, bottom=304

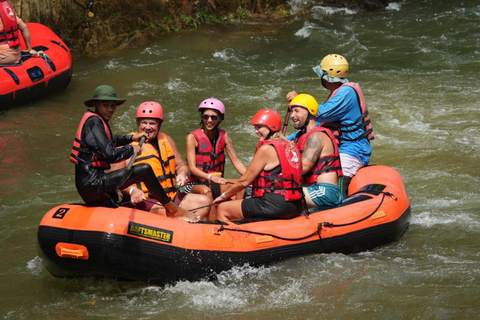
left=70, top=85, right=197, bottom=222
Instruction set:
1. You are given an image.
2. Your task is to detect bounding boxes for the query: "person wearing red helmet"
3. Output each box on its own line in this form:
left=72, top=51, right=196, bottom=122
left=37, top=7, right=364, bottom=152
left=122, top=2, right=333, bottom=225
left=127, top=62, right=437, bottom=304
left=213, top=109, right=303, bottom=221
left=186, top=98, right=246, bottom=220
left=0, top=0, right=39, bottom=65
left=71, top=87, right=192, bottom=221
left=110, top=101, right=210, bottom=221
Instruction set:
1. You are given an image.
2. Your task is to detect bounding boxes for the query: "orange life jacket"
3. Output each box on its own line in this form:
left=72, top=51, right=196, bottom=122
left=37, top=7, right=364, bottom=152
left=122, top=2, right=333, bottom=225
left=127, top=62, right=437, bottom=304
left=295, top=126, right=343, bottom=185
left=70, top=110, right=112, bottom=169
left=252, top=140, right=303, bottom=201
left=130, top=132, right=177, bottom=200
left=0, top=1, right=20, bottom=48
left=188, top=128, right=226, bottom=184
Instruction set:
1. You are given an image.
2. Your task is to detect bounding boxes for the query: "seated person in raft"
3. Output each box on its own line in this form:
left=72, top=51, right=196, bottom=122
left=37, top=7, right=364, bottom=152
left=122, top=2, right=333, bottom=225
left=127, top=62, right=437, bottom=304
left=185, top=98, right=247, bottom=221
left=213, top=109, right=303, bottom=221
left=70, top=85, right=195, bottom=222
left=110, top=101, right=211, bottom=221
left=288, top=94, right=343, bottom=209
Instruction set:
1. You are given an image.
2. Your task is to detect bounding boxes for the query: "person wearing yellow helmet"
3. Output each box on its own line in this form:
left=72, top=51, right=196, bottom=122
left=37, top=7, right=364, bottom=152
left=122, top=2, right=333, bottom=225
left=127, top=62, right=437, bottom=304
left=288, top=94, right=344, bottom=208
left=286, top=54, right=374, bottom=178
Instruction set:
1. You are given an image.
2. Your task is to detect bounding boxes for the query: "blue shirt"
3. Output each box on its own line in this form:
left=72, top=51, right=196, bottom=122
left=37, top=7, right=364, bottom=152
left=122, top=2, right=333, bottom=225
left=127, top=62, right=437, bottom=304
left=288, top=85, right=372, bottom=165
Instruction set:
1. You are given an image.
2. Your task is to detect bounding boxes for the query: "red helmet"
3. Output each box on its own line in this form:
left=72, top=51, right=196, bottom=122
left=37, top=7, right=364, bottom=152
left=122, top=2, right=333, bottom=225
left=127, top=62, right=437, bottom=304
left=136, top=101, right=163, bottom=121
left=250, top=109, right=281, bottom=132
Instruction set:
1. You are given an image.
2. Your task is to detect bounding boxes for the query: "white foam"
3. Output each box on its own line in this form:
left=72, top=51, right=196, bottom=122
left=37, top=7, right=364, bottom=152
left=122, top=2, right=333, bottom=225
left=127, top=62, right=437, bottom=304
left=312, top=6, right=357, bottom=15
left=386, top=2, right=403, bottom=11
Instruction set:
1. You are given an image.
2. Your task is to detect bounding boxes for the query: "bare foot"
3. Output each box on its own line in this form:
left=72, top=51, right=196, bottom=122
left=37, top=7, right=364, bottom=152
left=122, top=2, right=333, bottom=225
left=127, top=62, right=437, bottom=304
left=165, top=202, right=199, bottom=222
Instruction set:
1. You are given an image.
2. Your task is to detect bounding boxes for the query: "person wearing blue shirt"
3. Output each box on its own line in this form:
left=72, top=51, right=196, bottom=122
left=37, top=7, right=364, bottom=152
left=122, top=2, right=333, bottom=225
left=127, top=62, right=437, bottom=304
left=286, top=54, right=374, bottom=178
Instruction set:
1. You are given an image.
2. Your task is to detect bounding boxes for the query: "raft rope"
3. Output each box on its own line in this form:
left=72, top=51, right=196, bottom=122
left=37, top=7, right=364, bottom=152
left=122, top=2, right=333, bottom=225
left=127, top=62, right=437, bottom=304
left=118, top=189, right=397, bottom=242
left=212, top=189, right=397, bottom=242
left=37, top=51, right=52, bottom=73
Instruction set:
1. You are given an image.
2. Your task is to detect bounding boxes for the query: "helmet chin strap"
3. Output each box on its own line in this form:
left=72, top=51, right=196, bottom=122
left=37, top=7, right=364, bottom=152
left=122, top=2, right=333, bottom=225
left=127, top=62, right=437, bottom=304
left=265, top=130, right=275, bottom=140
left=300, top=113, right=314, bottom=133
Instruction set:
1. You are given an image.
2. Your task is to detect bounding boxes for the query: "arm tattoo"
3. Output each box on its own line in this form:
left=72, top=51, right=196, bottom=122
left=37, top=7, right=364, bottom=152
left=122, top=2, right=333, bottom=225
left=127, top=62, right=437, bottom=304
left=304, top=133, right=323, bottom=163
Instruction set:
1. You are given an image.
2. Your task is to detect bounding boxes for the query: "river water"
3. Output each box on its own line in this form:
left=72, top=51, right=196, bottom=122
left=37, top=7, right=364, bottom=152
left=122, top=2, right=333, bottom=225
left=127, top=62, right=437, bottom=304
left=1, top=0, right=479, bottom=318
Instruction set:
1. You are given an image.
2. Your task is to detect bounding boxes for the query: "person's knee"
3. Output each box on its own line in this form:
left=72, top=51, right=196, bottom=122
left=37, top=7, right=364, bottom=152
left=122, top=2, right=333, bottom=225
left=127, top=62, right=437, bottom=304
left=135, top=163, right=154, bottom=175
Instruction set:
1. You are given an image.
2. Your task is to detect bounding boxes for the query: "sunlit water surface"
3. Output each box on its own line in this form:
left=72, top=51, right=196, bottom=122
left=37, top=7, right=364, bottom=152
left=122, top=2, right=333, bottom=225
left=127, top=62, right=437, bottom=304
left=1, top=0, right=479, bottom=318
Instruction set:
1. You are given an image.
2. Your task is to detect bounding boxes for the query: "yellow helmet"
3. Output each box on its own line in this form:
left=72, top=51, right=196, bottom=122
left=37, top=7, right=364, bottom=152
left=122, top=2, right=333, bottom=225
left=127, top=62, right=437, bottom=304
left=319, top=54, right=349, bottom=78
left=288, top=93, right=318, bottom=117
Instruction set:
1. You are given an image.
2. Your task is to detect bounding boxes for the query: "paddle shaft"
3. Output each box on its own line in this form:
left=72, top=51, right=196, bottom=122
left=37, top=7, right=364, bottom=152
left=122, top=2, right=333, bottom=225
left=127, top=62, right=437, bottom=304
left=119, top=198, right=220, bottom=212
left=282, top=108, right=291, bottom=135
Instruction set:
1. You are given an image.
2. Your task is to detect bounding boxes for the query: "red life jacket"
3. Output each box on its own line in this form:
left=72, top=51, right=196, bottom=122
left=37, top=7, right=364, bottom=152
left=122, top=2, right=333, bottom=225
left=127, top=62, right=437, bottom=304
left=252, top=140, right=302, bottom=202
left=324, top=82, right=375, bottom=143
left=70, top=110, right=112, bottom=169
left=0, top=1, right=20, bottom=48
left=188, top=128, right=226, bottom=184
left=295, top=126, right=343, bottom=185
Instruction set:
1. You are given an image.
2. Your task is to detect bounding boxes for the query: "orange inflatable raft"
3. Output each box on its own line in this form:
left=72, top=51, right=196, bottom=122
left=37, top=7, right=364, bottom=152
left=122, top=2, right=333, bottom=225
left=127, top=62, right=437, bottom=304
left=0, top=23, right=72, bottom=107
left=37, top=165, right=411, bottom=284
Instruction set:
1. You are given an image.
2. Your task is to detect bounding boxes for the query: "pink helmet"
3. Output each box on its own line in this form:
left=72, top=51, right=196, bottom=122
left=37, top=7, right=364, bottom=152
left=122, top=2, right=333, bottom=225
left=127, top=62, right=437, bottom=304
left=136, top=101, right=163, bottom=121
left=198, top=98, right=225, bottom=119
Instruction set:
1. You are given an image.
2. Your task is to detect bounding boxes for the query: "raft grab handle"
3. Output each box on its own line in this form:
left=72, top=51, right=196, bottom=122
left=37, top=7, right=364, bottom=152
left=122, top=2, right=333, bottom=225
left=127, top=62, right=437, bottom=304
left=55, top=242, right=89, bottom=260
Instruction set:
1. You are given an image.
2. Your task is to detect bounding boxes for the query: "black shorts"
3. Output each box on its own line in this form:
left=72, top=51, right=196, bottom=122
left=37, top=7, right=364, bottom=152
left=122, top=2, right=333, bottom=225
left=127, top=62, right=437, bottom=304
left=241, top=193, right=303, bottom=219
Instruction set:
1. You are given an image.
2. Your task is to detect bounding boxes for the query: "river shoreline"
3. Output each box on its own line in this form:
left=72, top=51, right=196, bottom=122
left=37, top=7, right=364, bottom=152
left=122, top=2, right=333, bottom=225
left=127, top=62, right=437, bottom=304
left=13, top=0, right=391, bottom=56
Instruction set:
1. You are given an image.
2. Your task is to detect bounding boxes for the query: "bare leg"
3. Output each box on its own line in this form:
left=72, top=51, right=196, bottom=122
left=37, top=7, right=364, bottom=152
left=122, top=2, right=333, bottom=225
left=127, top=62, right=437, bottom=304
left=191, top=184, right=216, bottom=220
left=178, top=193, right=211, bottom=221
left=216, top=199, right=244, bottom=222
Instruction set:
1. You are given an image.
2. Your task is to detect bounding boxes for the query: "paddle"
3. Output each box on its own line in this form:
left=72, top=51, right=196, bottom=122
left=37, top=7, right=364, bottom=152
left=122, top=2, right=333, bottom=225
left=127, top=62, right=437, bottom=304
left=282, top=107, right=291, bottom=135
left=119, top=198, right=221, bottom=212
left=115, top=136, right=146, bottom=191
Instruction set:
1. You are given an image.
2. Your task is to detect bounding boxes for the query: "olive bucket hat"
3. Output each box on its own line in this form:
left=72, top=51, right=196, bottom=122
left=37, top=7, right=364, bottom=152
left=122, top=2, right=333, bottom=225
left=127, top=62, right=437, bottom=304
left=84, top=85, right=127, bottom=107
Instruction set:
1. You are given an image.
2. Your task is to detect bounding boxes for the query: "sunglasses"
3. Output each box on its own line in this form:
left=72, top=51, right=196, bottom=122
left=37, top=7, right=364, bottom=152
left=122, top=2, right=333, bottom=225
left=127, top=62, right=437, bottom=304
left=201, top=114, right=219, bottom=121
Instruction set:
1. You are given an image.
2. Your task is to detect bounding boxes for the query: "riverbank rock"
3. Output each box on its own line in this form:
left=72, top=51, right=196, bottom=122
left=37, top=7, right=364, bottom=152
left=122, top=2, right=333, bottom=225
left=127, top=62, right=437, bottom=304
left=12, top=0, right=391, bottom=56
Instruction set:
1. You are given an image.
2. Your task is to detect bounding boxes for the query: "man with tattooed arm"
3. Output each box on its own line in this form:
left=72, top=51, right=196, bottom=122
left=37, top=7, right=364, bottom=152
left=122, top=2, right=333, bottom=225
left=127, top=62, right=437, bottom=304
left=288, top=94, right=344, bottom=209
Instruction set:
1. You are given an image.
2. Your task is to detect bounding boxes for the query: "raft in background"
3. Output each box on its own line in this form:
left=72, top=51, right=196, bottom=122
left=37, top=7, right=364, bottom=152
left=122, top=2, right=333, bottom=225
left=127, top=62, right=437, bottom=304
left=37, top=165, right=411, bottom=284
left=0, top=23, right=72, bottom=108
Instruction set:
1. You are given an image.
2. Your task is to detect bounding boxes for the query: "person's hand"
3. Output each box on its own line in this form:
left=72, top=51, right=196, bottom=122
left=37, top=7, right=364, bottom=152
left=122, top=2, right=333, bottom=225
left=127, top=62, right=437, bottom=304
left=23, top=49, right=39, bottom=57
left=210, top=174, right=227, bottom=185
left=213, top=192, right=228, bottom=204
left=129, top=187, right=145, bottom=204
left=29, top=49, right=39, bottom=57
left=286, top=91, right=298, bottom=103
left=132, top=144, right=143, bottom=154
left=176, top=172, right=188, bottom=188
left=132, top=132, right=148, bottom=142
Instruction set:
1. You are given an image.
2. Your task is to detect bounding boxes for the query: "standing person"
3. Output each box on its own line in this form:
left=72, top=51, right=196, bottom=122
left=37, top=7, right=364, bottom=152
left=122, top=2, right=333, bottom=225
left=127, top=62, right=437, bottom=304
left=70, top=85, right=193, bottom=221
left=289, top=94, right=343, bottom=209
left=0, top=0, right=38, bottom=65
left=286, top=54, right=374, bottom=178
left=186, top=98, right=246, bottom=220
left=110, top=101, right=211, bottom=221
left=213, top=109, right=303, bottom=222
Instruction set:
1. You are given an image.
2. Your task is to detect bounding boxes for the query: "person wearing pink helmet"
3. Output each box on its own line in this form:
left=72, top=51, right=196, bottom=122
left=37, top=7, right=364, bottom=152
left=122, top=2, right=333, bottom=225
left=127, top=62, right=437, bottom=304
left=110, top=101, right=211, bottom=221
left=185, top=98, right=246, bottom=221
left=213, top=109, right=303, bottom=221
